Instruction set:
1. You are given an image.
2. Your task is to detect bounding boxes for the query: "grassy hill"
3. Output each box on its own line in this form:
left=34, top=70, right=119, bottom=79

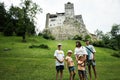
left=0, top=35, right=120, bottom=80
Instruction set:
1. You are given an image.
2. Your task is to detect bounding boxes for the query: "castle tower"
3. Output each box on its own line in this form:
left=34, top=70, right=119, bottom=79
left=45, top=13, right=50, bottom=28
left=65, top=2, right=74, bottom=18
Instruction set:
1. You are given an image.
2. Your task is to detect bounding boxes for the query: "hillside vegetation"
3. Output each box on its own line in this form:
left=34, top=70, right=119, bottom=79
left=0, top=35, right=120, bottom=80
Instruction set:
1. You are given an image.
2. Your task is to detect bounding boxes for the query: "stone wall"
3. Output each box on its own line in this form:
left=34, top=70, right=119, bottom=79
left=46, top=18, right=90, bottom=40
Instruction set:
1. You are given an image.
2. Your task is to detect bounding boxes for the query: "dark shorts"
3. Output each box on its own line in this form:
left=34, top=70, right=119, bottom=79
left=87, top=60, right=96, bottom=66
left=68, top=66, right=75, bottom=72
left=78, top=70, right=86, bottom=77
left=56, top=65, right=64, bottom=71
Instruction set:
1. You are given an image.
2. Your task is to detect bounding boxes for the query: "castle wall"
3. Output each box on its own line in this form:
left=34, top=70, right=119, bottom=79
left=48, top=13, right=65, bottom=28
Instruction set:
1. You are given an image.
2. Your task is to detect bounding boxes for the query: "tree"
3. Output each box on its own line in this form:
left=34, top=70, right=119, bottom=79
left=93, top=25, right=120, bottom=50
left=111, top=24, right=120, bottom=49
left=102, top=32, right=111, bottom=47
left=8, top=5, right=36, bottom=36
left=20, top=0, right=42, bottom=42
left=6, top=5, right=24, bottom=36
left=111, top=24, right=120, bottom=38
left=94, top=29, right=103, bottom=40
left=0, top=2, right=7, bottom=32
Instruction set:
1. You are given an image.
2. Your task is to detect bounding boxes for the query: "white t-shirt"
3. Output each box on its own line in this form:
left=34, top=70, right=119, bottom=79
left=86, top=45, right=96, bottom=60
left=54, top=50, right=64, bottom=66
left=74, top=46, right=88, bottom=56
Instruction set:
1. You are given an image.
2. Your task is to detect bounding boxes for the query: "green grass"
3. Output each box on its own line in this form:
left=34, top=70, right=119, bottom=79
left=0, top=35, right=120, bottom=80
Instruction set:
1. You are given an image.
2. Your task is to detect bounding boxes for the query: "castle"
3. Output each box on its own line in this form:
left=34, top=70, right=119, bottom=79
left=44, top=2, right=90, bottom=40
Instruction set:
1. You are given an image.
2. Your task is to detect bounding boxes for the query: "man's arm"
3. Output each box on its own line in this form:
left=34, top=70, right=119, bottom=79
left=93, top=52, right=95, bottom=60
left=92, top=45, right=96, bottom=60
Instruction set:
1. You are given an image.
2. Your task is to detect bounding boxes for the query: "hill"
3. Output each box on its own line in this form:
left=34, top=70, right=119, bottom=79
left=0, top=35, right=120, bottom=80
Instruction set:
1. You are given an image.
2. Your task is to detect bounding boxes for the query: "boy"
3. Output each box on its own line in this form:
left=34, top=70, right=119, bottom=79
left=78, top=54, right=86, bottom=80
left=85, top=40, right=97, bottom=80
left=54, top=43, right=64, bottom=80
left=65, top=50, right=76, bottom=80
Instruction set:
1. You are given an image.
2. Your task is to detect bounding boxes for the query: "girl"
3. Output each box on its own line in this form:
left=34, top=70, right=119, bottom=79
left=65, top=50, right=76, bottom=80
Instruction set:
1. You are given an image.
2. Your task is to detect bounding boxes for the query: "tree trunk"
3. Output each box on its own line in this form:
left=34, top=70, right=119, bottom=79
left=22, top=31, right=26, bottom=42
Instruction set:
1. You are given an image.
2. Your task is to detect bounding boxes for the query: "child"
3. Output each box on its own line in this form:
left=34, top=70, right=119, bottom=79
left=54, top=43, right=64, bottom=80
left=78, top=54, right=86, bottom=80
left=65, top=50, right=76, bottom=80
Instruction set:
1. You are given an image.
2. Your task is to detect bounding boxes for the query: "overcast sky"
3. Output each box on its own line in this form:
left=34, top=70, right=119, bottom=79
left=1, top=0, right=120, bottom=34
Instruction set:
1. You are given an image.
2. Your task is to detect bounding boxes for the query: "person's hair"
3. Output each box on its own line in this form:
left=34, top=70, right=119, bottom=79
left=58, top=45, right=62, bottom=48
left=78, top=55, right=84, bottom=60
left=76, top=41, right=82, bottom=47
left=85, top=40, right=89, bottom=42
left=67, top=52, right=72, bottom=54
left=86, top=40, right=91, bottom=44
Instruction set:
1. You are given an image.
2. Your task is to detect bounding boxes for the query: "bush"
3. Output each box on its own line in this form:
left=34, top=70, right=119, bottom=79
left=43, top=34, right=55, bottom=40
left=85, top=35, right=91, bottom=41
left=29, top=44, right=49, bottom=49
left=3, top=22, right=14, bottom=36
left=73, top=35, right=82, bottom=40
left=39, top=44, right=49, bottom=49
left=93, top=41, right=105, bottom=47
left=111, top=52, right=120, bottom=58
left=38, top=32, right=43, bottom=36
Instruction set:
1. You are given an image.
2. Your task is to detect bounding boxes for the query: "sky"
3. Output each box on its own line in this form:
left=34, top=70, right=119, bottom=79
left=1, top=0, right=120, bottom=34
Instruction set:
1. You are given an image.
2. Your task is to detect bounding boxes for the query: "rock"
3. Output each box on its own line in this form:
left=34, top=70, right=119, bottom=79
left=4, top=48, right=11, bottom=51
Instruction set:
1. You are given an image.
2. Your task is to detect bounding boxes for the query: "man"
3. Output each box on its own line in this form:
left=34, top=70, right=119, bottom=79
left=85, top=40, right=97, bottom=80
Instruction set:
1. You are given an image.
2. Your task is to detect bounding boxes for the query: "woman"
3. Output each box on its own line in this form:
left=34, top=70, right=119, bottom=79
left=74, top=41, right=88, bottom=61
left=74, top=41, right=88, bottom=80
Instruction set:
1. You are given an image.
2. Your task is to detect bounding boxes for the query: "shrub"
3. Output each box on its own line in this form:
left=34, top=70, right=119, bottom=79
left=93, top=41, right=105, bottom=47
left=73, top=35, right=82, bottom=40
left=111, top=52, right=120, bottom=58
left=43, top=34, right=55, bottom=40
left=38, top=32, right=43, bottom=36
left=85, top=35, right=91, bottom=41
left=29, top=44, right=49, bottom=49
left=39, top=44, right=49, bottom=49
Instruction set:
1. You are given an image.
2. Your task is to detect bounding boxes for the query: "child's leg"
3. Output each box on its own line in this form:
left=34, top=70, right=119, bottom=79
left=88, top=65, right=92, bottom=80
left=78, top=70, right=83, bottom=80
left=69, top=71, right=73, bottom=80
left=92, top=66, right=97, bottom=80
left=82, top=71, right=86, bottom=80
left=60, top=70, right=63, bottom=80
left=79, top=74, right=83, bottom=80
left=73, top=70, right=76, bottom=80
left=56, top=70, right=59, bottom=80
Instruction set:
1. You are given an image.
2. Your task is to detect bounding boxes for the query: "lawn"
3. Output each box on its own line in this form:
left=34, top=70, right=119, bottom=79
left=0, top=35, right=120, bottom=80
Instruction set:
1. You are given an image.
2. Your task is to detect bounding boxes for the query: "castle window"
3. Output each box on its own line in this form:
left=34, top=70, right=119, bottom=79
left=51, top=19, right=56, bottom=21
left=50, top=24, right=52, bottom=26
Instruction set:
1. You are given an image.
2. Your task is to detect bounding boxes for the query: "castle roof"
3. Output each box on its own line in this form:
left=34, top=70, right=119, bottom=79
left=56, top=13, right=65, bottom=15
left=49, top=13, right=65, bottom=18
left=67, top=2, right=71, bottom=4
